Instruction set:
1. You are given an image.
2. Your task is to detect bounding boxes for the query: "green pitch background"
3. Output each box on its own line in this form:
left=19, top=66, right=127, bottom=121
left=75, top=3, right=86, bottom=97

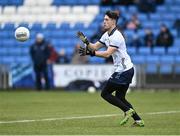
left=0, top=90, right=180, bottom=135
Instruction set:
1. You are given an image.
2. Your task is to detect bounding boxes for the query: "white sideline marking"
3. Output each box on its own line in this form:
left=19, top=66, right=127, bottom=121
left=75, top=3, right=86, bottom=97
left=145, top=110, right=180, bottom=115
left=0, top=110, right=180, bottom=124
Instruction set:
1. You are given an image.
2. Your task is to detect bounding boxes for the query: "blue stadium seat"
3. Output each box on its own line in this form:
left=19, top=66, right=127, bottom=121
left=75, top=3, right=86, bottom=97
left=146, top=55, right=159, bottom=64
left=174, top=0, right=180, bottom=4
left=166, top=0, right=173, bottom=4
left=0, top=0, right=24, bottom=6
left=157, top=6, right=167, bottom=13
left=160, top=55, right=174, bottom=64
left=159, top=56, right=174, bottom=74
left=170, top=5, right=180, bottom=12
left=150, top=14, right=162, bottom=21
left=52, top=0, right=63, bottom=5
left=127, top=47, right=137, bottom=55
left=51, top=39, right=61, bottom=47
left=118, top=6, right=127, bottom=13
left=16, top=39, right=33, bottom=47
left=21, top=47, right=29, bottom=55
left=51, top=30, right=62, bottom=38
left=132, top=55, right=145, bottom=64
left=161, top=21, right=173, bottom=29
left=0, top=48, right=8, bottom=56
left=63, top=0, right=77, bottom=5
left=8, top=48, right=22, bottom=55
left=174, top=38, right=180, bottom=47
left=100, top=6, right=113, bottom=14
left=0, top=0, right=8, bottom=6
left=17, top=23, right=29, bottom=28
left=2, top=39, right=16, bottom=46
left=65, top=30, right=76, bottom=38
left=29, top=31, right=37, bottom=39
left=162, top=14, right=176, bottom=21
left=58, top=39, right=73, bottom=48
left=175, top=56, right=180, bottom=73
left=9, top=0, right=23, bottom=6
left=124, top=30, right=135, bottom=42
left=139, top=47, right=151, bottom=55
left=78, top=0, right=99, bottom=5
left=91, top=0, right=101, bottom=5
left=60, top=23, right=70, bottom=30
left=168, top=47, right=179, bottom=55
left=3, top=23, right=15, bottom=30
left=16, top=56, right=31, bottom=63
left=175, top=56, right=180, bottom=64
left=45, top=23, right=57, bottom=31
left=0, top=31, right=10, bottom=39
left=0, top=58, right=3, bottom=64
left=146, top=63, right=158, bottom=74
left=146, top=52, right=160, bottom=74
left=2, top=56, right=15, bottom=64
left=85, top=29, right=94, bottom=37
left=88, top=22, right=99, bottom=30
left=138, top=14, right=148, bottom=21
left=174, top=64, right=180, bottom=74
left=66, top=47, right=74, bottom=56
left=128, top=6, right=137, bottom=13
left=43, top=30, right=52, bottom=38
left=153, top=47, right=165, bottom=55
left=53, top=45, right=61, bottom=52
left=31, top=23, right=43, bottom=31
left=89, top=57, right=104, bottom=64
left=137, top=30, right=145, bottom=37
left=152, top=29, right=160, bottom=36
left=143, top=21, right=156, bottom=28
left=159, top=64, right=173, bottom=74
left=78, top=0, right=90, bottom=5
left=73, top=23, right=85, bottom=30
left=94, top=14, right=104, bottom=22
left=171, top=29, right=177, bottom=37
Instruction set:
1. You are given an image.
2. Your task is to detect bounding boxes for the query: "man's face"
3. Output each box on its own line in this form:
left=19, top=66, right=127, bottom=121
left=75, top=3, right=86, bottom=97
left=160, top=26, right=167, bottom=33
left=145, top=29, right=151, bottom=34
left=36, top=37, right=43, bottom=44
left=103, top=15, right=115, bottom=31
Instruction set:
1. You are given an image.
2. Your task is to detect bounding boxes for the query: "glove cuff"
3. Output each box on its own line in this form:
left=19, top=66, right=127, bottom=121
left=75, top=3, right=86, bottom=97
left=90, top=50, right=95, bottom=56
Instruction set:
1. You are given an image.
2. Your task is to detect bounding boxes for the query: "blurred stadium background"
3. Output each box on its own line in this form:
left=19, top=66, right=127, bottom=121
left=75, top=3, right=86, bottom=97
left=0, top=0, right=180, bottom=135
left=0, top=0, right=180, bottom=90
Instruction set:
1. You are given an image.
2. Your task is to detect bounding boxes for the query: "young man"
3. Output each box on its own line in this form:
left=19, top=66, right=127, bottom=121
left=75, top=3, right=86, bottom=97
left=77, top=10, right=144, bottom=127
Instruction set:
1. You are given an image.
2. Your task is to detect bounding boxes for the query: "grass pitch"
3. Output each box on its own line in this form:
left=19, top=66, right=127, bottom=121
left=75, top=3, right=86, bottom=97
left=0, top=90, right=180, bottom=135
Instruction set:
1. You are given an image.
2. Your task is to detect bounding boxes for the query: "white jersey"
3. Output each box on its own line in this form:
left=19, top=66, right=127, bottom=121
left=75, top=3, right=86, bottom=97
left=99, top=27, right=133, bottom=72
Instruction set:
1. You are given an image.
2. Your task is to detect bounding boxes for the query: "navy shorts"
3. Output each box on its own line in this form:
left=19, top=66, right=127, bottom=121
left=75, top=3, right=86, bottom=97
left=108, top=67, right=134, bottom=85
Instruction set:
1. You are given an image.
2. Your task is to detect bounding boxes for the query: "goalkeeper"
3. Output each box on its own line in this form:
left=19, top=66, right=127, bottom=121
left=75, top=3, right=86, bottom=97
left=77, top=10, right=144, bottom=127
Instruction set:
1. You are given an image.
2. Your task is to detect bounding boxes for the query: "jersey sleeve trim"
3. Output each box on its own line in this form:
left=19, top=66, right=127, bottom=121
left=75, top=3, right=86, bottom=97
left=99, top=40, right=106, bottom=46
left=110, top=45, right=119, bottom=48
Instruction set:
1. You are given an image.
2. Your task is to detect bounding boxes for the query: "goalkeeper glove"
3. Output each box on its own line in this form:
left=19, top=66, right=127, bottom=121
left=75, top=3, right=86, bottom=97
left=79, top=46, right=95, bottom=56
left=77, top=31, right=90, bottom=45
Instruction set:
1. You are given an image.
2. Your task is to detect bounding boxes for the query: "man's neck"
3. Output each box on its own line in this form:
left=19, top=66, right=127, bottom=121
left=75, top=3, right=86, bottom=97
left=108, top=25, right=116, bottom=36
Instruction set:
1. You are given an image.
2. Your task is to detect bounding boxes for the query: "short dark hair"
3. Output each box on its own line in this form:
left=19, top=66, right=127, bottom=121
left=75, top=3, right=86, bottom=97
left=105, top=10, right=119, bottom=23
